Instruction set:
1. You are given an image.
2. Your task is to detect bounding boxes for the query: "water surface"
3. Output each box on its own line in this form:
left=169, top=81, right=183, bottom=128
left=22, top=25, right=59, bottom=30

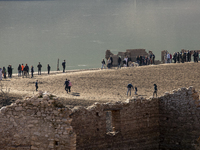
left=0, top=0, right=200, bottom=72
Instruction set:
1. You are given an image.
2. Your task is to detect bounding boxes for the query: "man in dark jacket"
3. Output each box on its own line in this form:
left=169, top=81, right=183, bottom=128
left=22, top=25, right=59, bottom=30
left=110, top=56, right=113, bottom=68
left=152, top=54, right=155, bottom=64
left=23, top=64, right=29, bottom=78
left=47, top=64, right=51, bottom=74
left=7, top=65, right=12, bottom=78
left=18, top=64, right=21, bottom=77
left=37, top=62, right=42, bottom=75
left=127, top=83, right=133, bottom=96
left=196, top=52, right=199, bottom=62
left=31, top=66, right=34, bottom=78
left=62, top=60, right=66, bottom=72
left=118, top=56, right=121, bottom=69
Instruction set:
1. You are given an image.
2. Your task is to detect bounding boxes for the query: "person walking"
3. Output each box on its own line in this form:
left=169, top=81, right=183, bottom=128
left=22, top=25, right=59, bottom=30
left=153, top=84, right=157, bottom=97
left=47, top=64, right=51, bottom=74
left=64, top=78, right=69, bottom=93
left=31, top=66, right=34, bottom=78
left=127, top=83, right=134, bottom=96
left=68, top=79, right=72, bottom=92
left=0, top=68, right=2, bottom=80
left=18, top=64, right=22, bottom=77
left=35, top=80, right=38, bottom=91
left=135, top=86, right=138, bottom=95
left=62, top=60, right=66, bottom=72
left=37, top=62, right=42, bottom=75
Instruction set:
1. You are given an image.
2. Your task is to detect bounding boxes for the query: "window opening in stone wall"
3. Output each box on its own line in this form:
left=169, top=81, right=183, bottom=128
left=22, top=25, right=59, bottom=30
left=106, top=111, right=113, bottom=132
left=55, top=141, right=59, bottom=146
left=105, top=109, right=121, bottom=136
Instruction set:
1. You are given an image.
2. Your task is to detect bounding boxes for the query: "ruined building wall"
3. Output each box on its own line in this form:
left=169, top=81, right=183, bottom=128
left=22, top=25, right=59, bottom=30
left=71, top=98, right=160, bottom=150
left=0, top=87, right=200, bottom=150
left=159, top=87, right=200, bottom=150
left=71, top=87, right=200, bottom=150
left=0, top=93, right=76, bottom=150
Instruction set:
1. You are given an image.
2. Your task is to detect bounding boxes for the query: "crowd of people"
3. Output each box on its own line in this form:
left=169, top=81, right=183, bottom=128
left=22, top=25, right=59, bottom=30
left=135, top=53, right=155, bottom=66
left=165, top=50, right=200, bottom=63
left=101, top=53, right=156, bottom=69
left=0, top=60, right=73, bottom=93
left=0, top=60, right=67, bottom=80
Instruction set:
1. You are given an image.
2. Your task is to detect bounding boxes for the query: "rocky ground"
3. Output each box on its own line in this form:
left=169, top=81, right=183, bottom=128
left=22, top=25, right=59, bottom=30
left=0, top=62, right=200, bottom=108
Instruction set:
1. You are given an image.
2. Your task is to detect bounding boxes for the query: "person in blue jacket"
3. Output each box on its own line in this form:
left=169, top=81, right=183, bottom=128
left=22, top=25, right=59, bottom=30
left=127, top=83, right=133, bottom=96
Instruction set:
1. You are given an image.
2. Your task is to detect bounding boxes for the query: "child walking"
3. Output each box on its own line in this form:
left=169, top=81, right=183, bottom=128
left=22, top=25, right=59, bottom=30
left=135, top=86, right=138, bottom=95
left=153, top=84, right=157, bottom=97
left=35, top=80, right=38, bottom=91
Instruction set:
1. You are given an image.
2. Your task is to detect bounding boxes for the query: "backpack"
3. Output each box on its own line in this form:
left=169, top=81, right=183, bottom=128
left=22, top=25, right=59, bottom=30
left=68, top=81, right=72, bottom=87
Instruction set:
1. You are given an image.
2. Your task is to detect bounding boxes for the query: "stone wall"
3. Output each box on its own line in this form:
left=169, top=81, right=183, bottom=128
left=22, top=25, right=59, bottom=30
left=0, top=87, right=200, bottom=149
left=71, top=98, right=160, bottom=150
left=0, top=92, right=76, bottom=150
left=159, top=87, right=200, bottom=150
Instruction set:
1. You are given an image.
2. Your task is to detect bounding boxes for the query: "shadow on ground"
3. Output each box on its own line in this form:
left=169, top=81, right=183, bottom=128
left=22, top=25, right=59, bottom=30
left=71, top=92, right=80, bottom=96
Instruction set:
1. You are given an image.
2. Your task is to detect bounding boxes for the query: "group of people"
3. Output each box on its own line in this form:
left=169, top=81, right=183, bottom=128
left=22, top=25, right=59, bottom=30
left=17, top=62, right=44, bottom=78
left=0, top=60, right=67, bottom=79
left=64, top=78, right=72, bottom=93
left=136, top=54, right=155, bottom=66
left=0, top=65, right=13, bottom=79
left=34, top=78, right=72, bottom=92
left=172, top=51, right=199, bottom=63
left=0, top=67, right=8, bottom=80
left=101, top=53, right=155, bottom=69
left=127, top=83, right=157, bottom=97
left=165, top=50, right=200, bottom=63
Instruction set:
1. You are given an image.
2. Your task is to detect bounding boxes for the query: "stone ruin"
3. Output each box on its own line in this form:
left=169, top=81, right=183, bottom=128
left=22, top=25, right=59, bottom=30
left=105, top=49, right=161, bottom=67
left=1, top=87, right=200, bottom=149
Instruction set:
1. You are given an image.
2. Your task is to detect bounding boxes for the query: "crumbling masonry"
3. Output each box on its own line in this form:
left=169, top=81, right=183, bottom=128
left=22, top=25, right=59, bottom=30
left=1, top=87, right=200, bottom=150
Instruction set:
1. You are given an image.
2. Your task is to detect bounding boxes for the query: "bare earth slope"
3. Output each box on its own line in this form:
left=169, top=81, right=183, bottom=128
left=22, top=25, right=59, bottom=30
left=1, top=62, right=200, bottom=106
